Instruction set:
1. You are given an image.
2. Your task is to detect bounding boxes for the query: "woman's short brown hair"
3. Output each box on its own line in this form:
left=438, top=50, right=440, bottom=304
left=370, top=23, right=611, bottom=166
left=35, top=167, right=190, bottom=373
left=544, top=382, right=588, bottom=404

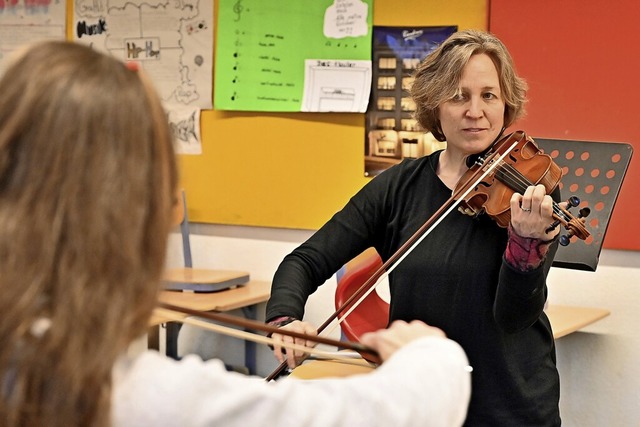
left=411, top=29, right=528, bottom=142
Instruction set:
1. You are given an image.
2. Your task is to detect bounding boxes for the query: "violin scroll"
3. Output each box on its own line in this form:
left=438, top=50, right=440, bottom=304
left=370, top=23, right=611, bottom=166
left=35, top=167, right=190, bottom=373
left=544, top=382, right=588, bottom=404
left=548, top=196, right=591, bottom=246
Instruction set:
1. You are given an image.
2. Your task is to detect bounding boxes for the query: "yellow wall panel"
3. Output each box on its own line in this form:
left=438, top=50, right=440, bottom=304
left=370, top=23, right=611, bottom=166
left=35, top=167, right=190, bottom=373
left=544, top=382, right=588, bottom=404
left=188, top=0, right=487, bottom=230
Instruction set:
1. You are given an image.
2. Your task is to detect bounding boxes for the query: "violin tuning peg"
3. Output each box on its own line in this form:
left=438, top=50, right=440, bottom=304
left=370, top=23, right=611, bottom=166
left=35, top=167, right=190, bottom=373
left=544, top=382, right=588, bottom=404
left=579, top=207, right=591, bottom=219
left=567, top=196, right=581, bottom=208
left=559, top=235, right=571, bottom=246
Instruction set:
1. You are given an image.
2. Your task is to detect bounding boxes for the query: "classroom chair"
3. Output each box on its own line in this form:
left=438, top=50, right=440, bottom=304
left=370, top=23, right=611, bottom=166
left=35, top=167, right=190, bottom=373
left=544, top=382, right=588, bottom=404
left=334, top=248, right=389, bottom=343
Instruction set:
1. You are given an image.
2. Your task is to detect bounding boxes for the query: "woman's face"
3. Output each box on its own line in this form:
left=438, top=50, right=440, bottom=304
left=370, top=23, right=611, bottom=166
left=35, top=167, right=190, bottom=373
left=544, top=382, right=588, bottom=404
left=438, top=53, right=505, bottom=157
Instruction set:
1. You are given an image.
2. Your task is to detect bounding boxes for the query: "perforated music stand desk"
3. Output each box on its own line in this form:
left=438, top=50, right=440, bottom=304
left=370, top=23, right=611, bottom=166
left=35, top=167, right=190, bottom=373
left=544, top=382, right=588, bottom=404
left=535, top=138, right=633, bottom=271
left=535, top=137, right=632, bottom=338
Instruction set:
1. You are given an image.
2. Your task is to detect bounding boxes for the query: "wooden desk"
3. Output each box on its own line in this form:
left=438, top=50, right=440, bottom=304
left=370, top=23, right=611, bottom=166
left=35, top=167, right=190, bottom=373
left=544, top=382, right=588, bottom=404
left=158, top=279, right=271, bottom=312
left=149, top=280, right=271, bottom=374
left=163, top=268, right=250, bottom=292
left=292, top=357, right=375, bottom=379
left=546, top=304, right=610, bottom=339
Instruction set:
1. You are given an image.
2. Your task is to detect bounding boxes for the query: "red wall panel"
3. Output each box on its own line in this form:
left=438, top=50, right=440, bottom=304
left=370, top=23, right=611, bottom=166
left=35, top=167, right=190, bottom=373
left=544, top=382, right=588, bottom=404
left=490, top=1, right=640, bottom=250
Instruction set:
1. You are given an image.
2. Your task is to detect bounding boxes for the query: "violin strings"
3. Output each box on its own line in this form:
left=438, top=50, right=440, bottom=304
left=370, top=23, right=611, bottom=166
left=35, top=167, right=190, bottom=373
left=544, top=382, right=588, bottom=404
left=480, top=149, right=588, bottom=240
left=490, top=159, right=569, bottom=221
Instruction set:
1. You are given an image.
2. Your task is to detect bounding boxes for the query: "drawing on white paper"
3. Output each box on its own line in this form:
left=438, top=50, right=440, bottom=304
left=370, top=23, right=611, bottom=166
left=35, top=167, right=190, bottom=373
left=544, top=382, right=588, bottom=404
left=0, top=0, right=66, bottom=76
left=302, top=59, right=372, bottom=112
left=168, top=105, right=202, bottom=155
left=73, top=0, right=213, bottom=110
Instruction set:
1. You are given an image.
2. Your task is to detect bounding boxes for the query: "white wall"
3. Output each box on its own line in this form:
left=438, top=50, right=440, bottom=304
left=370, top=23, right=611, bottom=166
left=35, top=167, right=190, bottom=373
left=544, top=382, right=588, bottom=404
left=547, top=254, right=640, bottom=427
left=167, top=223, right=640, bottom=426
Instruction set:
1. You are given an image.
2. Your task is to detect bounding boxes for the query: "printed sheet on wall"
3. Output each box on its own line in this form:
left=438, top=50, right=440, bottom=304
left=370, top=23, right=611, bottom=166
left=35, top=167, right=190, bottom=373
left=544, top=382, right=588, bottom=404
left=0, top=1, right=66, bottom=77
left=364, top=26, right=456, bottom=177
left=73, top=0, right=214, bottom=155
left=215, top=0, right=373, bottom=113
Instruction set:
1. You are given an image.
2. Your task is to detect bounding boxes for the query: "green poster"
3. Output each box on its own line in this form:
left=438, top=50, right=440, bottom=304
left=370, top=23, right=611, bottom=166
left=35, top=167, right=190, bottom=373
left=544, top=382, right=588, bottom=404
left=215, top=0, right=373, bottom=112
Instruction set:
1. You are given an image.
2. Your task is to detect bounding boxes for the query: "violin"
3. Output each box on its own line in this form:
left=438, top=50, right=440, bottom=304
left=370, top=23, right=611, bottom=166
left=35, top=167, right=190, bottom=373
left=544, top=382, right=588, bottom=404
left=456, top=130, right=590, bottom=245
left=265, top=130, right=592, bottom=381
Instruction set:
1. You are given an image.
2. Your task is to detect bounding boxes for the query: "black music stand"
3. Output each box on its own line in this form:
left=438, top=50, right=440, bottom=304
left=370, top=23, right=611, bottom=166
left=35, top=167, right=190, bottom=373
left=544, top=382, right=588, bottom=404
left=535, top=138, right=633, bottom=271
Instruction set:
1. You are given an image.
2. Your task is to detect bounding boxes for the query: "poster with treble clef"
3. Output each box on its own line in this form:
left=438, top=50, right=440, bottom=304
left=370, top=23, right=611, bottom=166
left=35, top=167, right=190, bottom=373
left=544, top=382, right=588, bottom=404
left=215, top=0, right=373, bottom=112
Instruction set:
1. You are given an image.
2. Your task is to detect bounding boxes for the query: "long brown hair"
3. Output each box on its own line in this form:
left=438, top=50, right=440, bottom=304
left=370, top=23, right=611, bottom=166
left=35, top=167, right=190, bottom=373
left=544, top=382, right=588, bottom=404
left=0, top=41, right=178, bottom=426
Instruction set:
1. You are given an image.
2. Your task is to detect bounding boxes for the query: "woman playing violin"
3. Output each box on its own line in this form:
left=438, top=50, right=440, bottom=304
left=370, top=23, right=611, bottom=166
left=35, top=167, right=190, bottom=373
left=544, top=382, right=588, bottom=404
left=267, top=29, right=562, bottom=426
left=0, top=41, right=470, bottom=427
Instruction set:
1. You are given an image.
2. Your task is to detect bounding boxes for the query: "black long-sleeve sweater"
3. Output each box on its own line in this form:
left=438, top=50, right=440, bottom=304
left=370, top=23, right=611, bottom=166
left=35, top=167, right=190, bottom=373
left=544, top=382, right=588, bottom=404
left=267, top=151, right=561, bottom=426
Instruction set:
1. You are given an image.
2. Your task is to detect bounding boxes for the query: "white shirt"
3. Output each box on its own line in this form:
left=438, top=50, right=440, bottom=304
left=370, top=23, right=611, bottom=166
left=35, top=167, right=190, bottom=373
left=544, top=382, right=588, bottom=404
left=111, top=336, right=470, bottom=427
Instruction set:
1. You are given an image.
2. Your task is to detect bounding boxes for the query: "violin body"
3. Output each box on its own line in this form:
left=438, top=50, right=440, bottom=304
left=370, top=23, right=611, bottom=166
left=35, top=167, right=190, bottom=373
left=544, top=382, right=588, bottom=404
left=457, top=131, right=562, bottom=227
left=455, top=130, right=589, bottom=242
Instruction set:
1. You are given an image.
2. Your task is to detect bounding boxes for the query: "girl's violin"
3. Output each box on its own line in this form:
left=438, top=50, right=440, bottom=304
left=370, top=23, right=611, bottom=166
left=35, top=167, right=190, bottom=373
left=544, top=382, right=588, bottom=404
left=455, top=130, right=590, bottom=246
